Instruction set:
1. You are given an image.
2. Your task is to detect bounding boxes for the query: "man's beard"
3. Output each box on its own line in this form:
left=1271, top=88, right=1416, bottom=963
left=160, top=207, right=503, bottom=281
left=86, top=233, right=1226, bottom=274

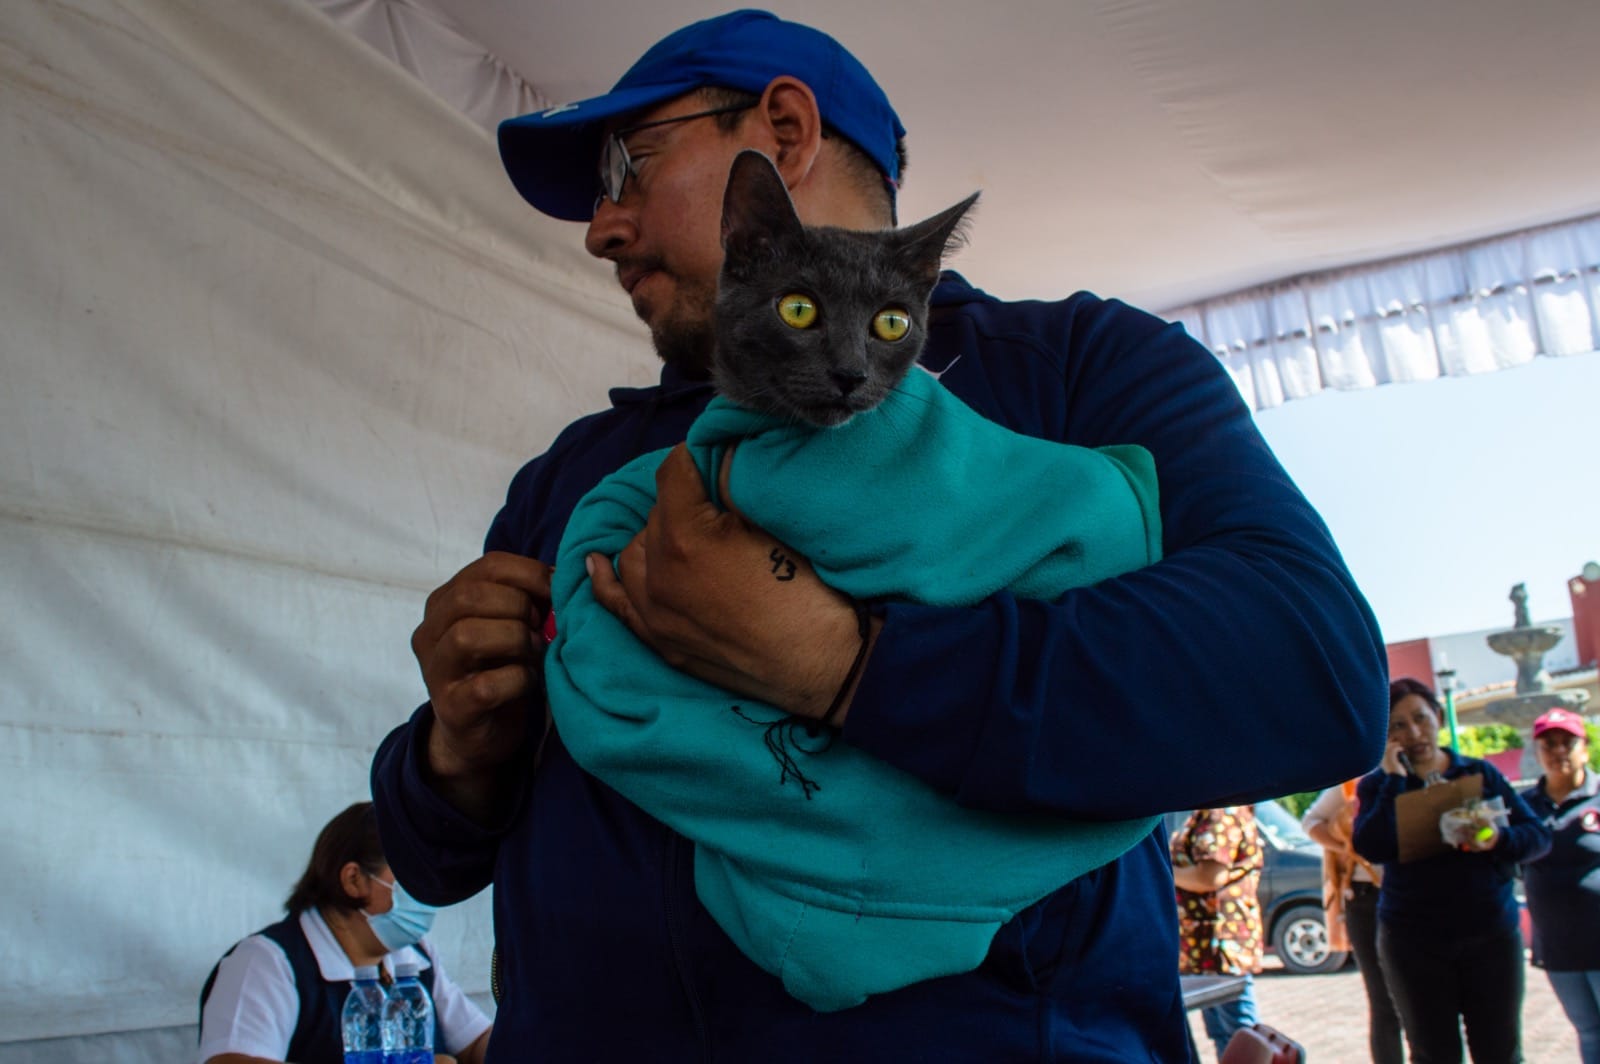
left=645, top=275, right=717, bottom=379
left=651, top=315, right=716, bottom=378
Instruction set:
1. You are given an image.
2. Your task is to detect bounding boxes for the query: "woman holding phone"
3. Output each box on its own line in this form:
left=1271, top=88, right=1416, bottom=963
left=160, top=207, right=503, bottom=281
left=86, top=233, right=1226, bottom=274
left=1353, top=678, right=1550, bottom=1063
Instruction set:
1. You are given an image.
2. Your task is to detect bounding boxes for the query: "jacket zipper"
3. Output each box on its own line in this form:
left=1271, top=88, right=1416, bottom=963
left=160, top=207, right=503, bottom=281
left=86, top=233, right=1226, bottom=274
left=664, top=831, right=712, bottom=1061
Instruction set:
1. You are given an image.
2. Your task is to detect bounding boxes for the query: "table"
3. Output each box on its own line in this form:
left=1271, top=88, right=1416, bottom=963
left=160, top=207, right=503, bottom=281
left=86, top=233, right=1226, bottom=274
left=1179, top=973, right=1248, bottom=1011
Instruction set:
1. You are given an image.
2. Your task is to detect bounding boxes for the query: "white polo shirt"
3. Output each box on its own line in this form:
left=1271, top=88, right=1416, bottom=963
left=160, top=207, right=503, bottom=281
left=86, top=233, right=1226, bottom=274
left=197, top=908, right=491, bottom=1063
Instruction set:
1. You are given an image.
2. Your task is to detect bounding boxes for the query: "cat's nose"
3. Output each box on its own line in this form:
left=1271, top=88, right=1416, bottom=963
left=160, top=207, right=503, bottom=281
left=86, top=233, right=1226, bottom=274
left=829, top=369, right=868, bottom=397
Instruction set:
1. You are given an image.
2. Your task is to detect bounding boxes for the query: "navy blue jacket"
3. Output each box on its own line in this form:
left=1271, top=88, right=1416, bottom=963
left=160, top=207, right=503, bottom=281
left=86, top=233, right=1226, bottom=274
left=1353, top=751, right=1551, bottom=938
left=373, top=277, right=1387, bottom=1061
left=1522, top=772, right=1600, bottom=970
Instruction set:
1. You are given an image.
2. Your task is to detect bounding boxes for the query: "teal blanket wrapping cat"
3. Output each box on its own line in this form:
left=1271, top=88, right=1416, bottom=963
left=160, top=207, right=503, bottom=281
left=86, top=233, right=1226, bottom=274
left=546, top=366, right=1162, bottom=1011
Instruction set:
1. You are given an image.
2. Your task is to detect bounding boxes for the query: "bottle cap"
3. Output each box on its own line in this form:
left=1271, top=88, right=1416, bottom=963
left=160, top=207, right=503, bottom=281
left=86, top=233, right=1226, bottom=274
left=393, top=960, right=421, bottom=979
left=352, top=964, right=380, bottom=982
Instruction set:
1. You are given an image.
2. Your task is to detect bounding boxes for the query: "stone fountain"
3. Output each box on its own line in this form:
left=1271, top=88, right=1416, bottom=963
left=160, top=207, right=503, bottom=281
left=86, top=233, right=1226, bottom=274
left=1483, top=582, right=1590, bottom=778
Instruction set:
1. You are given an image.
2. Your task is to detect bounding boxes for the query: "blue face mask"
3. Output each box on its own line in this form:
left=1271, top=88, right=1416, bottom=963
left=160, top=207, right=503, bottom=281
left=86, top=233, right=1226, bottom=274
left=363, top=876, right=437, bottom=952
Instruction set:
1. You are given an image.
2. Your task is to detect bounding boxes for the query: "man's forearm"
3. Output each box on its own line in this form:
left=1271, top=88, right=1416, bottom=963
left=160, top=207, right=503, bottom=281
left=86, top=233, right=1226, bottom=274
left=370, top=714, right=513, bottom=906
left=1171, top=860, right=1230, bottom=894
left=423, top=758, right=514, bottom=827
left=422, top=708, right=535, bottom=826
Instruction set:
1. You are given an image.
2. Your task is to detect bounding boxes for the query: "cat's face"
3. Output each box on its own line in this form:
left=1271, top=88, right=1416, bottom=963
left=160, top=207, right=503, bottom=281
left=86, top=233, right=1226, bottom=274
left=713, top=151, right=977, bottom=428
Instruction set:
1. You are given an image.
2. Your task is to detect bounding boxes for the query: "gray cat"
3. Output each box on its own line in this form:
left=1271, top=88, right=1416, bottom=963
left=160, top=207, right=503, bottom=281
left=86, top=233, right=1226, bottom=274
left=713, top=150, right=978, bottom=428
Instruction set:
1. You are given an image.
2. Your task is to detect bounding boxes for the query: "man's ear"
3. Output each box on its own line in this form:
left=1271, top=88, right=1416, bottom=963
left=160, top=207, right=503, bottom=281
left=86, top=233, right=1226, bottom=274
left=754, top=76, right=823, bottom=189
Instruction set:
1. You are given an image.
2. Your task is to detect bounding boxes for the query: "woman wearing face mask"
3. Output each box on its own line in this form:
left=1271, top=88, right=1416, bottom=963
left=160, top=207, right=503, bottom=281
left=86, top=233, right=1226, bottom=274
left=1521, top=708, right=1600, bottom=1063
left=197, top=802, right=491, bottom=1064
left=1353, top=678, right=1550, bottom=1064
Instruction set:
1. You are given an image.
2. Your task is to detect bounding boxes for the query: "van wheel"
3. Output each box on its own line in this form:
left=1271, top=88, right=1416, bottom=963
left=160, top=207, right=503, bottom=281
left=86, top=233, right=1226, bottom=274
left=1272, top=904, right=1348, bottom=975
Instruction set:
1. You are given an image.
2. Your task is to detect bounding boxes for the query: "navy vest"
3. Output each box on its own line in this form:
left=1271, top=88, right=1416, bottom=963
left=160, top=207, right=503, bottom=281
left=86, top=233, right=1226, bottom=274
left=199, top=913, right=444, bottom=1064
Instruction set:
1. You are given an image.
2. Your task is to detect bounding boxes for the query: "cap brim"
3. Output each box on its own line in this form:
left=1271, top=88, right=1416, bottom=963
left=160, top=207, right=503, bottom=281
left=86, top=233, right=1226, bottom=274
left=1534, top=720, right=1586, bottom=738
left=498, top=80, right=701, bottom=222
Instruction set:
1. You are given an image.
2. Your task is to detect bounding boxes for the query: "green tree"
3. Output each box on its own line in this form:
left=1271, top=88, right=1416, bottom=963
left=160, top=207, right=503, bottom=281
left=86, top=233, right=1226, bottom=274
left=1275, top=791, right=1319, bottom=819
left=1457, top=719, right=1600, bottom=773
left=1455, top=723, right=1522, bottom=759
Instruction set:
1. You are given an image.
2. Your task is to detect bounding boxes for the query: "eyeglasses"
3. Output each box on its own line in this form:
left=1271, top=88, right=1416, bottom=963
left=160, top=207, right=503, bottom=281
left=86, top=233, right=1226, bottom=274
left=595, top=103, right=755, bottom=212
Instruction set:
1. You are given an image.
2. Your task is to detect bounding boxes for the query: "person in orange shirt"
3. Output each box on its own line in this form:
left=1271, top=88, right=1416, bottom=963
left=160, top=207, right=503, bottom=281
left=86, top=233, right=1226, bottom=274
left=1304, top=779, right=1401, bottom=1064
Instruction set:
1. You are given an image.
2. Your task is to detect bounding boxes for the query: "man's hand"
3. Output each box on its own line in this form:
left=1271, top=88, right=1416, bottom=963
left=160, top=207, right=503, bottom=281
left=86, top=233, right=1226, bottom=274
left=587, top=443, right=874, bottom=722
left=412, top=552, right=551, bottom=817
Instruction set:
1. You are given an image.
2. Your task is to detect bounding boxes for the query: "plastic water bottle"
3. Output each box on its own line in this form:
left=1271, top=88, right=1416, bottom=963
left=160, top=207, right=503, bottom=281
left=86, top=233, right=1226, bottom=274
left=382, top=960, right=435, bottom=1064
left=340, top=965, right=388, bottom=1064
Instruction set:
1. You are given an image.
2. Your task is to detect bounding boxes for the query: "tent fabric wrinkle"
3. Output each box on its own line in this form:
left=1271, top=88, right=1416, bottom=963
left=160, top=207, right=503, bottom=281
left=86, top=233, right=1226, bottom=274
left=307, top=0, right=549, bottom=132
left=117, top=0, right=627, bottom=318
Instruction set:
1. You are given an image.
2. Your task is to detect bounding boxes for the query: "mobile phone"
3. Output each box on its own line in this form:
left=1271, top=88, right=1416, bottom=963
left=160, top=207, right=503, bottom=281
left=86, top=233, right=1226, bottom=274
left=1397, top=751, right=1413, bottom=777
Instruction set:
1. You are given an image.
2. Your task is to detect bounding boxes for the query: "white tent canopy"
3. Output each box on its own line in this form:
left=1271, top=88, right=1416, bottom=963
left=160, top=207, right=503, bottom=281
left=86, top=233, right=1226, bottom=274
left=316, top=0, right=1600, bottom=311
left=319, top=0, right=1600, bottom=411
left=2, top=1, right=1597, bottom=1060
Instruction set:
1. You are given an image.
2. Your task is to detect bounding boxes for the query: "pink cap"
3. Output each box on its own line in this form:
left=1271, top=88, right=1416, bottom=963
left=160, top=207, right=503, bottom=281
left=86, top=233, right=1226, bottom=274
left=1533, top=707, right=1587, bottom=739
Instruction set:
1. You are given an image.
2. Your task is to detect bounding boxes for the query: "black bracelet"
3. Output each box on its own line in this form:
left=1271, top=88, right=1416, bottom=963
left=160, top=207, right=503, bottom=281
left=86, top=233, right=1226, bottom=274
left=821, top=598, right=873, bottom=729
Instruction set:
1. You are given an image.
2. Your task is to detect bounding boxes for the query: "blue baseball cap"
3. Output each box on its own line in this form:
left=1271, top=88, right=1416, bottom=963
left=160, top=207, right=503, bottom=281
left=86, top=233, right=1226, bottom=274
left=497, top=9, right=905, bottom=222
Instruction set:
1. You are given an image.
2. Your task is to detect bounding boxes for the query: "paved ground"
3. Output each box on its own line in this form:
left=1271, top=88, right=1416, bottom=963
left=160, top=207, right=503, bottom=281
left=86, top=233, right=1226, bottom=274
left=1186, top=955, right=1576, bottom=1062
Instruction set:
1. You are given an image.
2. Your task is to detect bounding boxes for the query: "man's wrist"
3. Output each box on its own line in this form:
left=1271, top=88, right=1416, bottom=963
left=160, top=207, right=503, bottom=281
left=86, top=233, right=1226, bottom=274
left=819, top=598, right=874, bottom=728
left=805, top=605, right=880, bottom=727
left=418, top=706, right=523, bottom=825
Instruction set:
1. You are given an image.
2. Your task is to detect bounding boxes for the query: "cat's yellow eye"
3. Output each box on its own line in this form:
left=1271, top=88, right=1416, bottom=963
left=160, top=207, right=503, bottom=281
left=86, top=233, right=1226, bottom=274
left=872, top=308, right=911, bottom=342
left=777, top=293, right=818, bottom=329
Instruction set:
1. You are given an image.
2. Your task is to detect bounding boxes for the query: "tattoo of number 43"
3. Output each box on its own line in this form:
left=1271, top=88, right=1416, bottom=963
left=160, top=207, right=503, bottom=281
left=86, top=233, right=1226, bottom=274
left=769, top=547, right=797, bottom=582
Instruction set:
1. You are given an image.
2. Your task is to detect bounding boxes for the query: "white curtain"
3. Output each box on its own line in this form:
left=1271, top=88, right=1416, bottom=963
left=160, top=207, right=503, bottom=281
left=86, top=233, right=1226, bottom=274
left=1, top=0, right=651, bottom=1057
left=1166, top=214, right=1600, bottom=411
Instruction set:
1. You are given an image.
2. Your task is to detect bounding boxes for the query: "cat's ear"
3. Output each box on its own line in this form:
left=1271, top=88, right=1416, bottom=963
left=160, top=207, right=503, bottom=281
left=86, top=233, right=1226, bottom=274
left=721, top=150, right=803, bottom=258
left=893, top=191, right=980, bottom=287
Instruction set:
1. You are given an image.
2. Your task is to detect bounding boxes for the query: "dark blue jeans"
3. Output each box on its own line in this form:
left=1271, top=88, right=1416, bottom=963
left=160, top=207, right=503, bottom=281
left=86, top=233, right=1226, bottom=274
left=1377, top=920, right=1523, bottom=1063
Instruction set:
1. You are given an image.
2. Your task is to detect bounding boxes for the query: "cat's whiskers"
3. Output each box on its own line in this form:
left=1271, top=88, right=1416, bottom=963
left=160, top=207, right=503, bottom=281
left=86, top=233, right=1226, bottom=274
left=872, top=374, right=955, bottom=449
left=883, top=375, right=941, bottom=414
left=743, top=382, right=820, bottom=427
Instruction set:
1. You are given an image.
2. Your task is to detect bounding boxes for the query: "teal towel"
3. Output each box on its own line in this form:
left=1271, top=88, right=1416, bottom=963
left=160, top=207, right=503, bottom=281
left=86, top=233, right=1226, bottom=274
left=547, top=367, right=1162, bottom=1012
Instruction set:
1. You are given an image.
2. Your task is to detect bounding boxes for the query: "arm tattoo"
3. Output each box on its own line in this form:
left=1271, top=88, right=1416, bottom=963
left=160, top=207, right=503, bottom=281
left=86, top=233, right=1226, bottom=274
left=769, top=547, right=797, bottom=582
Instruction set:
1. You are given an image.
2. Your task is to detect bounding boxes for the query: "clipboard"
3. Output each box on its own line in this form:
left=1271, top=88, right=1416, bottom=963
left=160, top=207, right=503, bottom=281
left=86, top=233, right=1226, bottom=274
left=1394, top=773, right=1483, bottom=862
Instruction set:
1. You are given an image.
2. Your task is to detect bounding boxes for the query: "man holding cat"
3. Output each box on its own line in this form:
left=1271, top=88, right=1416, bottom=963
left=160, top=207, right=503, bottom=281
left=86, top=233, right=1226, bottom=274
left=373, top=10, right=1387, bottom=1061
